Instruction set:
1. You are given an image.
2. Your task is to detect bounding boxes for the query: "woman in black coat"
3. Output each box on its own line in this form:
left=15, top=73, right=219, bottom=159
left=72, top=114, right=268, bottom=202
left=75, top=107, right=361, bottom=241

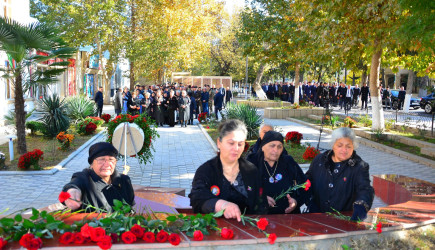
left=189, top=119, right=264, bottom=220
left=62, top=142, right=135, bottom=213
left=247, top=131, right=309, bottom=214
left=306, top=127, right=374, bottom=221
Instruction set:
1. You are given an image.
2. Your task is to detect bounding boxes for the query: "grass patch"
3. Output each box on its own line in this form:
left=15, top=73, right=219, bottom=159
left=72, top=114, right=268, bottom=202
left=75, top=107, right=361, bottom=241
left=377, top=139, right=435, bottom=161
left=343, top=225, right=435, bottom=250
left=0, top=127, right=102, bottom=171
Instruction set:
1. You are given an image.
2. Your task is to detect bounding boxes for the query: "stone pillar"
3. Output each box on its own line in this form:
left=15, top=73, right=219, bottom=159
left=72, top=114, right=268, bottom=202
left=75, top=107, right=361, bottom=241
left=394, top=72, right=401, bottom=89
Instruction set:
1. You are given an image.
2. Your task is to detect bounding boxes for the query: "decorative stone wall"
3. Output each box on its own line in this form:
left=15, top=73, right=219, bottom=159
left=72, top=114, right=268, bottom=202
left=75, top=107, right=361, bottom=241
left=236, top=100, right=292, bottom=108
left=264, top=108, right=325, bottom=119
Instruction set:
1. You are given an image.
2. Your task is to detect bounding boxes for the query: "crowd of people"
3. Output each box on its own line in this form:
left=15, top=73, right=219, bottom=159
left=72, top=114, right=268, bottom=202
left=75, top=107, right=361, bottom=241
left=260, top=81, right=371, bottom=110
left=112, top=83, right=233, bottom=127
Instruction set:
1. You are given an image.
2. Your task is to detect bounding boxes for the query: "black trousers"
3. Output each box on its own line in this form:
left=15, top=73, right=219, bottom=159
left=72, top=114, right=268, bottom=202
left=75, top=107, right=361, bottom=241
left=96, top=105, right=103, bottom=117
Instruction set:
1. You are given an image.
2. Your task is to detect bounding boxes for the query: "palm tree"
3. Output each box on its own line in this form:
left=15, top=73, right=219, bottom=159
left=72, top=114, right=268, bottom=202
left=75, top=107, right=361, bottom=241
left=0, top=17, right=76, bottom=154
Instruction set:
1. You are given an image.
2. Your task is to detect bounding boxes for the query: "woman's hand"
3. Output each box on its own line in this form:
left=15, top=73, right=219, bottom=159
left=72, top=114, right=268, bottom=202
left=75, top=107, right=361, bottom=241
left=223, top=202, right=241, bottom=222
left=284, top=194, right=297, bottom=214
left=64, top=188, right=82, bottom=210
left=266, top=196, right=276, bottom=207
left=216, top=200, right=241, bottom=222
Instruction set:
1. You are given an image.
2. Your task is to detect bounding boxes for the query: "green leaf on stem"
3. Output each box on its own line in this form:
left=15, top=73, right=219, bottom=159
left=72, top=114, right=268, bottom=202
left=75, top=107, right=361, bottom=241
left=14, top=214, right=22, bottom=222
left=23, top=219, right=35, bottom=229
left=0, top=218, right=15, bottom=227
left=213, top=209, right=224, bottom=218
left=166, top=215, right=177, bottom=222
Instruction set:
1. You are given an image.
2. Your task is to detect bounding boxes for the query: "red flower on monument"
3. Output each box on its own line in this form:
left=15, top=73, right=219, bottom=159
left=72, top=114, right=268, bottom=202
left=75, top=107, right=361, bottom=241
left=58, top=191, right=71, bottom=203
left=156, top=230, right=169, bottom=243
left=0, top=237, right=7, bottom=249
left=90, top=227, right=106, bottom=242
left=257, top=218, right=269, bottom=230
left=168, top=233, right=181, bottom=246
left=59, top=232, right=74, bottom=245
left=121, top=231, right=137, bottom=244
left=193, top=230, right=203, bottom=241
left=81, top=223, right=92, bottom=238
left=73, top=232, right=85, bottom=244
left=267, top=233, right=277, bottom=244
left=97, top=235, right=112, bottom=250
left=220, top=227, right=234, bottom=239
left=143, top=232, right=155, bottom=243
left=130, top=224, right=144, bottom=238
left=19, top=233, right=43, bottom=250
left=376, top=222, right=382, bottom=233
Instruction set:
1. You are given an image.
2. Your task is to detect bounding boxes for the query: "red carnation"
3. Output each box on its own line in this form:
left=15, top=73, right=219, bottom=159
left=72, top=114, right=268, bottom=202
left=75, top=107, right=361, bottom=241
left=257, top=218, right=269, bottom=230
left=81, top=223, right=92, bottom=238
left=268, top=233, right=277, bottom=244
left=193, top=230, right=203, bottom=241
left=156, top=230, right=169, bottom=243
left=73, top=232, right=85, bottom=244
left=97, top=235, right=112, bottom=250
left=143, top=232, right=155, bottom=243
left=121, top=231, right=137, bottom=244
left=59, top=232, right=74, bottom=245
left=0, top=237, right=7, bottom=249
left=221, top=227, right=234, bottom=239
left=304, top=179, right=311, bottom=191
left=259, top=187, right=263, bottom=196
left=110, top=233, right=119, bottom=243
left=28, top=237, right=43, bottom=250
left=130, top=224, right=144, bottom=238
left=376, top=222, right=382, bottom=233
left=58, top=191, right=71, bottom=203
left=90, top=227, right=106, bottom=242
left=19, top=233, right=34, bottom=248
left=168, top=233, right=181, bottom=246
left=243, top=141, right=250, bottom=152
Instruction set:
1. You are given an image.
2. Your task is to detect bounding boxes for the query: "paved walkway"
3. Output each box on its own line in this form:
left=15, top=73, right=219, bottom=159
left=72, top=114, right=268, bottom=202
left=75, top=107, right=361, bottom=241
left=0, top=107, right=434, bottom=215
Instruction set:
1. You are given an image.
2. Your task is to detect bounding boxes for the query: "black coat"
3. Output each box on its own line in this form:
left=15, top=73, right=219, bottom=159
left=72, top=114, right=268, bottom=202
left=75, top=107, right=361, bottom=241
left=361, top=86, right=370, bottom=98
left=94, top=91, right=103, bottom=107
left=62, top=168, right=135, bottom=213
left=306, top=150, right=374, bottom=213
left=246, top=151, right=309, bottom=214
left=189, top=156, right=264, bottom=214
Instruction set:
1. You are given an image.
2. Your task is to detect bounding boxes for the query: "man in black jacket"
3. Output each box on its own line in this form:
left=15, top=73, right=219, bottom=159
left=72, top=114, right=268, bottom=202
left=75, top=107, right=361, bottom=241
left=94, top=87, right=104, bottom=117
left=382, top=86, right=392, bottom=109
left=352, top=84, right=361, bottom=107
left=360, top=83, right=370, bottom=110
left=398, top=86, right=406, bottom=110
left=289, top=82, right=295, bottom=103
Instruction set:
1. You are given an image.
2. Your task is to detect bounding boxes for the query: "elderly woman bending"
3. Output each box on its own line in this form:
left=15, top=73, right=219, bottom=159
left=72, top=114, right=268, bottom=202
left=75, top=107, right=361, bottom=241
left=306, top=127, right=374, bottom=221
left=189, top=120, right=263, bottom=221
left=62, top=142, right=135, bottom=212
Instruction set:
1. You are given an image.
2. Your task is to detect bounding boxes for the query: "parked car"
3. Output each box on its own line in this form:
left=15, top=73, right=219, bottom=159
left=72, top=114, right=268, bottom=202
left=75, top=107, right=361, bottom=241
left=420, top=92, right=435, bottom=114
left=384, top=90, right=420, bottom=110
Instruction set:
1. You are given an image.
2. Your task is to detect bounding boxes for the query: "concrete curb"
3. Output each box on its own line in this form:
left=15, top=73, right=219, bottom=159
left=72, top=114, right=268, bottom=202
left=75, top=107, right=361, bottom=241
left=286, top=117, right=435, bottom=169
left=0, top=130, right=105, bottom=176
left=197, top=123, right=218, bottom=153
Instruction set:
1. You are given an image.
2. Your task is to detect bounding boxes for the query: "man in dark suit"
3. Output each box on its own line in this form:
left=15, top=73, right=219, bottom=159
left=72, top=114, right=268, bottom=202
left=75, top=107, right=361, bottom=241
left=360, top=83, right=370, bottom=110
left=337, top=83, right=347, bottom=110
left=225, top=87, right=232, bottom=105
left=398, top=86, right=406, bottom=110
left=94, top=86, right=104, bottom=117
left=289, top=82, right=295, bottom=103
left=281, top=82, right=289, bottom=102
left=352, top=84, right=361, bottom=107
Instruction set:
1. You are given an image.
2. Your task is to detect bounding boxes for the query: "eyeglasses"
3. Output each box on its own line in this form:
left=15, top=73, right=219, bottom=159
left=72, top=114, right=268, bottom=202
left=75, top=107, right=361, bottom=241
left=95, top=157, right=117, bottom=164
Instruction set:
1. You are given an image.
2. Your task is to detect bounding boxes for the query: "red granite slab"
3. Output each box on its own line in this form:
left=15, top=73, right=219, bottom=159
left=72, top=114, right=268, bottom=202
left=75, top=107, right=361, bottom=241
left=268, top=214, right=345, bottom=236
left=298, top=213, right=367, bottom=232
left=134, top=191, right=191, bottom=209
left=132, top=185, right=186, bottom=196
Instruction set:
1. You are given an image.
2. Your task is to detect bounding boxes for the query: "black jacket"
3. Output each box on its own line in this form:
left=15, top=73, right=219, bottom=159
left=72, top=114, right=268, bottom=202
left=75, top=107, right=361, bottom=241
left=94, top=91, right=103, bottom=106
left=361, top=86, right=370, bottom=98
left=306, top=150, right=374, bottom=213
left=247, top=151, right=309, bottom=214
left=189, top=156, right=264, bottom=214
left=63, top=168, right=135, bottom=213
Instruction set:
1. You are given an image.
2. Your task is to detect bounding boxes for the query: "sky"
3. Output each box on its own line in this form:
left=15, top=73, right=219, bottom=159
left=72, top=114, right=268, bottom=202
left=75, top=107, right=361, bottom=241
left=224, top=0, right=245, bottom=15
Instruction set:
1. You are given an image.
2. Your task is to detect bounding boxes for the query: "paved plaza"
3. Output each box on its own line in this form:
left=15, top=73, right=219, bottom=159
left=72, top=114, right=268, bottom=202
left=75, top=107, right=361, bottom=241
left=0, top=107, right=434, bottom=215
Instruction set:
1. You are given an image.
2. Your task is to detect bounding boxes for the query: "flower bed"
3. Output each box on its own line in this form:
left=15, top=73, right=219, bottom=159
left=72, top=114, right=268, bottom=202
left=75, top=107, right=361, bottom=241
left=106, top=113, right=159, bottom=165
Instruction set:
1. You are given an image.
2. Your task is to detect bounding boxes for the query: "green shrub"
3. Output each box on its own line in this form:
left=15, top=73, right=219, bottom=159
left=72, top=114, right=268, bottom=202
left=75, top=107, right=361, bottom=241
left=4, top=109, right=34, bottom=125
left=385, top=119, right=395, bottom=130
left=25, top=121, right=45, bottom=135
left=358, top=114, right=372, bottom=127
left=65, top=95, right=96, bottom=122
left=225, top=103, right=262, bottom=139
left=39, top=94, right=70, bottom=138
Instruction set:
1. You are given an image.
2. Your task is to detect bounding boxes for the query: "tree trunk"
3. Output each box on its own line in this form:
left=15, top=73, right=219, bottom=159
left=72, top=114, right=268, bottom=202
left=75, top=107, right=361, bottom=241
left=370, top=46, right=384, bottom=130
left=253, top=63, right=267, bottom=100
left=403, top=71, right=415, bottom=112
left=15, top=73, right=27, bottom=154
left=361, top=65, right=368, bottom=85
left=394, top=71, right=400, bottom=89
left=129, top=0, right=136, bottom=90
left=352, top=71, right=355, bottom=85
left=317, top=65, right=322, bottom=82
left=344, top=68, right=347, bottom=85
left=294, top=62, right=301, bottom=104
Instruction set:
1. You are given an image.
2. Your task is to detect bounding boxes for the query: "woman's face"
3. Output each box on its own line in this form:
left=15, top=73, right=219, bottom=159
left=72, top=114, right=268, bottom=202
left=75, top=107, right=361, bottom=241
left=262, top=141, right=283, bottom=163
left=217, top=131, right=246, bottom=164
left=91, top=156, right=116, bottom=180
left=332, top=138, right=354, bottom=162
